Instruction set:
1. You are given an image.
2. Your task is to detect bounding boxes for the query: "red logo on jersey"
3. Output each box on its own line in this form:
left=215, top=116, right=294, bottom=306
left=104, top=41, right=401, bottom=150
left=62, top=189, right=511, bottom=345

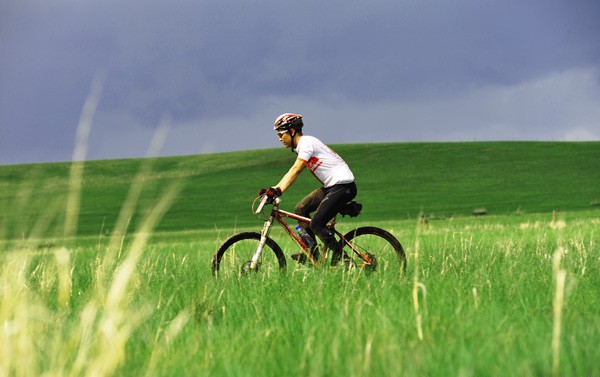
left=306, top=157, right=323, bottom=172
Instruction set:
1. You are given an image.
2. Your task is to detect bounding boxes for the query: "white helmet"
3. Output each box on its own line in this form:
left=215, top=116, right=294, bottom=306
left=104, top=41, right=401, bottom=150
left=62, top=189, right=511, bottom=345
left=273, top=113, right=303, bottom=132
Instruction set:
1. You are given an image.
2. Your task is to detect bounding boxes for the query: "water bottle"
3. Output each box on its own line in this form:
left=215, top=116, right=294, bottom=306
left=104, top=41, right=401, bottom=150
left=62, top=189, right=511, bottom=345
left=295, top=225, right=315, bottom=248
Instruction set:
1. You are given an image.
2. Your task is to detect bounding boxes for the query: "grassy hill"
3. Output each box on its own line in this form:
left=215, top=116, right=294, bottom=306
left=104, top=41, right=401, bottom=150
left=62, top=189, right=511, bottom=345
left=1, top=141, right=598, bottom=240
left=1, top=141, right=599, bottom=377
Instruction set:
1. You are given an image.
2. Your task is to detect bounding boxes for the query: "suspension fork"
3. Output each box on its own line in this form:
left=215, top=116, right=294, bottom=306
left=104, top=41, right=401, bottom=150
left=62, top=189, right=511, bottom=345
left=249, top=215, right=276, bottom=269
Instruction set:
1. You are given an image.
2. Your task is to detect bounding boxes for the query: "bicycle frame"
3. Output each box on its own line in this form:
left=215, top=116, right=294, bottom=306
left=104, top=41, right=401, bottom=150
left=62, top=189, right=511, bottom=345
left=250, top=195, right=374, bottom=269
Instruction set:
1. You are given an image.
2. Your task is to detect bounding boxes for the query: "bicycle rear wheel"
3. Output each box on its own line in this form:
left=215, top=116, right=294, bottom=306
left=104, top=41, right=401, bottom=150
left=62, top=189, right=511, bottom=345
left=342, top=227, right=406, bottom=274
left=212, top=232, right=286, bottom=277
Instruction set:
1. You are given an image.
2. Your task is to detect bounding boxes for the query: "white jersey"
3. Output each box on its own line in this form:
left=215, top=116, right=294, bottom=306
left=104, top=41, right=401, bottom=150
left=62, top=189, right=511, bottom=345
left=294, top=135, right=355, bottom=188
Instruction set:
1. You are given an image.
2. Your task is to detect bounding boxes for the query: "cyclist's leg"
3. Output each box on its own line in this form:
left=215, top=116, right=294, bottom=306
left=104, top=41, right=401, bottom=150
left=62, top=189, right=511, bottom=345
left=294, top=187, right=325, bottom=238
left=292, top=188, right=324, bottom=263
left=310, top=182, right=357, bottom=265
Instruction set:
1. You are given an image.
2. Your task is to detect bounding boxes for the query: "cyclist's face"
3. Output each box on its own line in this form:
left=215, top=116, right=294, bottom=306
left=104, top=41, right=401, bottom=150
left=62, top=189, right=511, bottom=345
left=277, top=130, right=292, bottom=148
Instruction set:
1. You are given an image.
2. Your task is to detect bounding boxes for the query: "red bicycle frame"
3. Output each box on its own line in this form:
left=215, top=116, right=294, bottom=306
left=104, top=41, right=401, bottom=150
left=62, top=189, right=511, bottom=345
left=253, top=195, right=373, bottom=267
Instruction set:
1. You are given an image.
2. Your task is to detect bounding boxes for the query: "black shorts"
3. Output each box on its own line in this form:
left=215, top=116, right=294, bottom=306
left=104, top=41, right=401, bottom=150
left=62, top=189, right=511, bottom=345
left=294, top=181, right=357, bottom=236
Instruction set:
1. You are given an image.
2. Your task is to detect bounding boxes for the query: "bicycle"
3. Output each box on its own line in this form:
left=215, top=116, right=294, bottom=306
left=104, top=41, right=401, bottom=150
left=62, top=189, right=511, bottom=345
left=212, top=194, right=406, bottom=277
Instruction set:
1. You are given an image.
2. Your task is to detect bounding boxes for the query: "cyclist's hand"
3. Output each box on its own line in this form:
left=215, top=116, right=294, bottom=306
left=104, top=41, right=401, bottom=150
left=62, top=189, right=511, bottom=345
left=258, top=186, right=282, bottom=198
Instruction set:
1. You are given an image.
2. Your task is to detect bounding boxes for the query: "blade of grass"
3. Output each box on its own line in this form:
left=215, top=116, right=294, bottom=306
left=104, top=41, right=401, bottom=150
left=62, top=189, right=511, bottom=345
left=64, top=75, right=104, bottom=239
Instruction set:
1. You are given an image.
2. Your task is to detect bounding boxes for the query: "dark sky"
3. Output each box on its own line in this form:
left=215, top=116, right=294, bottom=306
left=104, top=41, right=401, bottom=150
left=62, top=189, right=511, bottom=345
left=1, top=0, right=599, bottom=165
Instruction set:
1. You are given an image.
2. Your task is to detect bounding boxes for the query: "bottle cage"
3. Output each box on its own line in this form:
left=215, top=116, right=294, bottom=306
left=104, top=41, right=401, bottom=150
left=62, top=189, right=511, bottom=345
left=338, top=201, right=362, bottom=218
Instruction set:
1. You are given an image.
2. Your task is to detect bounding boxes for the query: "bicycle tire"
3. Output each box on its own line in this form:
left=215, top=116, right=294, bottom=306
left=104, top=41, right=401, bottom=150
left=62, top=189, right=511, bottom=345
left=212, top=232, right=287, bottom=277
left=342, top=226, right=407, bottom=274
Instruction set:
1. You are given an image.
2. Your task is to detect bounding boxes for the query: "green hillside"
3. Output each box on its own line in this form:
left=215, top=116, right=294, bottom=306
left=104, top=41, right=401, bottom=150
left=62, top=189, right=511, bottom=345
left=1, top=141, right=598, bottom=240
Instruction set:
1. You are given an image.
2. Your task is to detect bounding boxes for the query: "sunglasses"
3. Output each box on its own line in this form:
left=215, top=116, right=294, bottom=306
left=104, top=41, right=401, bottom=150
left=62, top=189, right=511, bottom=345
left=276, top=129, right=288, bottom=137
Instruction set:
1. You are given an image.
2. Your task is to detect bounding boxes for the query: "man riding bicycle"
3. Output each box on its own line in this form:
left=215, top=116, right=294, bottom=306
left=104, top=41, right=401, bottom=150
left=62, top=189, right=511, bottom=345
left=259, top=113, right=357, bottom=266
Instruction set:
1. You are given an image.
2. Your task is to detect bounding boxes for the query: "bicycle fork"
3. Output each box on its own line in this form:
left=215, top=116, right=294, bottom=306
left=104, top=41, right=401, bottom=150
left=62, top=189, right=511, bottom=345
left=249, top=215, right=275, bottom=270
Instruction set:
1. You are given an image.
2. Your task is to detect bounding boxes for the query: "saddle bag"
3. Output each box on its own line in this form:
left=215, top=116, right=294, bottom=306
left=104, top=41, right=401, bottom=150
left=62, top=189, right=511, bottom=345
left=339, top=201, right=362, bottom=218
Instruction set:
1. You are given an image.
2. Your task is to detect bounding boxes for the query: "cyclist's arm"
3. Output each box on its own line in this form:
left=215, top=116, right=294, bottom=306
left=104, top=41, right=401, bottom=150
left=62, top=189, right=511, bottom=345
left=275, top=158, right=305, bottom=193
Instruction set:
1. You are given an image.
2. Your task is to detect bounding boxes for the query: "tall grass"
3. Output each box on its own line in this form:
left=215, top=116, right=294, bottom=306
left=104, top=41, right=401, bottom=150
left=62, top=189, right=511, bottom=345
left=0, top=172, right=183, bottom=377
left=1, top=206, right=598, bottom=376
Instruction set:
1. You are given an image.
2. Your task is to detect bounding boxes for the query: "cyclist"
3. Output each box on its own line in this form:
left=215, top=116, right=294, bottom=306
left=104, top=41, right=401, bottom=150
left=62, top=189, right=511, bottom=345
left=259, top=113, right=357, bottom=266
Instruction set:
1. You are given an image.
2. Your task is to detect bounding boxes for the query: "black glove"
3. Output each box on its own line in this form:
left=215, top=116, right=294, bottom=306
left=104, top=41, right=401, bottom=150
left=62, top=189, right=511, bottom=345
left=258, top=186, right=282, bottom=198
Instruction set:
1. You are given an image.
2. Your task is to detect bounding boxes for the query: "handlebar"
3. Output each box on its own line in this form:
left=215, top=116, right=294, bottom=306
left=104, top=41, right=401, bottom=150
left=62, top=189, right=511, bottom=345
left=254, top=194, right=281, bottom=214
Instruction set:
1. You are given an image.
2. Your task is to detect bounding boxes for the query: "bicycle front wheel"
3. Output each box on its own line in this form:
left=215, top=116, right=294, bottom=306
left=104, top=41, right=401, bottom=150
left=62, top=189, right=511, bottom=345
left=212, top=232, right=287, bottom=277
left=343, top=227, right=407, bottom=274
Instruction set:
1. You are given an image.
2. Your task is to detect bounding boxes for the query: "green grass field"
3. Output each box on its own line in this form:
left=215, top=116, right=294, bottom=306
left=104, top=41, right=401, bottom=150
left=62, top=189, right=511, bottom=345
left=1, top=141, right=599, bottom=376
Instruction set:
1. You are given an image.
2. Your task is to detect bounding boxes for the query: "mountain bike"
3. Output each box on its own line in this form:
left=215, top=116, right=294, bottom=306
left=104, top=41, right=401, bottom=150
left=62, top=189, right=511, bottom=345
left=212, top=195, right=406, bottom=277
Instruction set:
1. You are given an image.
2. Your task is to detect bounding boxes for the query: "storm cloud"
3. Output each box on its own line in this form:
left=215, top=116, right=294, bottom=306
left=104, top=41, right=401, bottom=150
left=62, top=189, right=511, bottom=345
left=1, top=0, right=599, bottom=164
